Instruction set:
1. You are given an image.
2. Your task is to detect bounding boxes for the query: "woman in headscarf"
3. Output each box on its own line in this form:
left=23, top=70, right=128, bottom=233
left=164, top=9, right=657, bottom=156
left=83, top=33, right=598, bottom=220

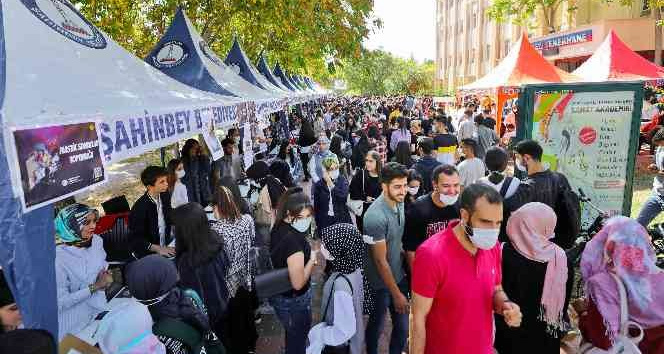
left=210, top=186, right=258, bottom=353
left=307, top=223, right=366, bottom=354
left=246, top=160, right=287, bottom=247
left=94, top=301, right=166, bottom=354
left=54, top=203, right=112, bottom=340
left=494, top=202, right=573, bottom=354
left=578, top=217, right=664, bottom=353
left=126, top=255, right=219, bottom=354
left=172, top=203, right=230, bottom=341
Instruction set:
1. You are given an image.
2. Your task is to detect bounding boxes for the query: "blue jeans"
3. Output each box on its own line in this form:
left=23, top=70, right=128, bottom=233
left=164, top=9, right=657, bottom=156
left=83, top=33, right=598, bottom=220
left=269, top=289, right=312, bottom=354
left=637, top=192, right=664, bottom=227
left=365, top=279, right=409, bottom=354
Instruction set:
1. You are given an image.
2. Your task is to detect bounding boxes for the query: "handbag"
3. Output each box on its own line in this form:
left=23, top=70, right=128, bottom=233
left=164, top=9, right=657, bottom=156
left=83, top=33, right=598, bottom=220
left=254, top=268, right=292, bottom=299
left=347, top=169, right=365, bottom=216
left=579, top=273, right=644, bottom=354
left=320, top=274, right=353, bottom=354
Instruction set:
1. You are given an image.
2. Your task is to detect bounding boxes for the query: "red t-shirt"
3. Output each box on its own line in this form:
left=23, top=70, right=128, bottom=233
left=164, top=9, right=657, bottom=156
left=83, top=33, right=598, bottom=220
left=412, top=220, right=502, bottom=354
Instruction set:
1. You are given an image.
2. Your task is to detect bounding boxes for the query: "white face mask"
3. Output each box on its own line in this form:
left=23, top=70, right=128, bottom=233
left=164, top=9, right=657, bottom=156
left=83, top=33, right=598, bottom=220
left=329, top=170, right=340, bottom=180
left=515, top=159, right=527, bottom=172
left=465, top=221, right=499, bottom=250
left=439, top=193, right=458, bottom=205
left=176, top=170, right=185, bottom=179
left=291, top=217, right=312, bottom=233
left=320, top=243, right=335, bottom=260
left=408, top=186, right=419, bottom=195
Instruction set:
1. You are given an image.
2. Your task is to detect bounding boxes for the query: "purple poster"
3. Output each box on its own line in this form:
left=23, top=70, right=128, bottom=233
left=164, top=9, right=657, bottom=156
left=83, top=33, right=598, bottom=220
left=13, top=122, right=106, bottom=210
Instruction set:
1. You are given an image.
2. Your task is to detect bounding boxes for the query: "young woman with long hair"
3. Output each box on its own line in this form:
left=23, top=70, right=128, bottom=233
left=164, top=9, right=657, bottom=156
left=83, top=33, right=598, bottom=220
left=167, top=158, right=188, bottom=209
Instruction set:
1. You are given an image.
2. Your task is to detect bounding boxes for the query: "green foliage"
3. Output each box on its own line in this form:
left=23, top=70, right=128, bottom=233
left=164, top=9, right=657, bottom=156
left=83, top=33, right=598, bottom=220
left=70, top=0, right=379, bottom=83
left=486, top=0, right=567, bottom=33
left=340, top=50, right=435, bottom=95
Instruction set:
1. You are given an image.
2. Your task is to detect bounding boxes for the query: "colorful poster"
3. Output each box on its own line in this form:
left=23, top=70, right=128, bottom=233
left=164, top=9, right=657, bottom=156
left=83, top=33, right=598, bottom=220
left=12, top=122, right=106, bottom=211
left=531, top=90, right=635, bottom=222
left=497, top=86, right=520, bottom=132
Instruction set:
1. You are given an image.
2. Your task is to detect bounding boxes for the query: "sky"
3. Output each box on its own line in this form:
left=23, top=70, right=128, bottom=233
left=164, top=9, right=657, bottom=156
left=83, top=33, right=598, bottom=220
left=364, top=0, right=436, bottom=63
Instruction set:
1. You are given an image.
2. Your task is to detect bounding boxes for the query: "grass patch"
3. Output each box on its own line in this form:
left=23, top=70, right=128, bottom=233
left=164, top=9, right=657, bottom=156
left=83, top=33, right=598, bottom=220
left=630, top=154, right=664, bottom=225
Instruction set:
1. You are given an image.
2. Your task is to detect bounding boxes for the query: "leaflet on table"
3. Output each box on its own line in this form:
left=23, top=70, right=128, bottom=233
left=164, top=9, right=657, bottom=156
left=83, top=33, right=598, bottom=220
left=10, top=122, right=107, bottom=212
left=531, top=91, right=635, bottom=224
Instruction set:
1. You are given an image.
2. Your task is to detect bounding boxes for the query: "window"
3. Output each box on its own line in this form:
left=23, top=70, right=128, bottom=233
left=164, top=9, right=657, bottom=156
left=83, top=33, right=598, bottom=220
left=485, top=44, right=491, bottom=61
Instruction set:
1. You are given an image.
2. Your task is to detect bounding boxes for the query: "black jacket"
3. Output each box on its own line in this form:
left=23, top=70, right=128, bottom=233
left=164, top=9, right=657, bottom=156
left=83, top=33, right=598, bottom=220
left=505, top=170, right=576, bottom=248
left=129, top=192, right=173, bottom=258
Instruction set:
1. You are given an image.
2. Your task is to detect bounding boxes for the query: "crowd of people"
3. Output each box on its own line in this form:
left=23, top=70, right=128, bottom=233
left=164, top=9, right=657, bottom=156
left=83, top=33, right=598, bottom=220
left=1, top=96, right=664, bottom=354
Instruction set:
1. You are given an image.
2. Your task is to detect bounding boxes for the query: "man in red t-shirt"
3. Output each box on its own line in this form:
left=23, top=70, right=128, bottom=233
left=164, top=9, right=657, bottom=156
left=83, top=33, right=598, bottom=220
left=410, top=183, right=523, bottom=354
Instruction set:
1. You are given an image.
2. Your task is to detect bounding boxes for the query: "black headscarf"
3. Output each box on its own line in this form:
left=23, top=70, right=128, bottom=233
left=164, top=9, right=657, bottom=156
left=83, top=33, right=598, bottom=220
left=321, top=223, right=365, bottom=275
left=247, top=161, right=286, bottom=207
left=0, top=329, right=56, bottom=353
left=126, top=255, right=210, bottom=332
left=0, top=271, right=15, bottom=308
left=269, top=160, right=294, bottom=188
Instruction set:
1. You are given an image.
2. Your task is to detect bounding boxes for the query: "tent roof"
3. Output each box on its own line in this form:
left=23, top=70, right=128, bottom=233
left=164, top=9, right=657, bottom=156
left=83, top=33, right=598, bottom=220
left=256, top=52, right=289, bottom=91
left=273, top=63, right=299, bottom=91
left=224, top=38, right=289, bottom=97
left=145, top=8, right=277, bottom=101
left=573, top=30, right=664, bottom=81
left=2, top=1, right=239, bottom=164
left=463, top=32, right=578, bottom=90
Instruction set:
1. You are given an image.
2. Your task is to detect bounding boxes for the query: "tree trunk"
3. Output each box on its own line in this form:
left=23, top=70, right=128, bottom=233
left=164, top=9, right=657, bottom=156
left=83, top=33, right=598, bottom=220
left=655, top=7, right=662, bottom=66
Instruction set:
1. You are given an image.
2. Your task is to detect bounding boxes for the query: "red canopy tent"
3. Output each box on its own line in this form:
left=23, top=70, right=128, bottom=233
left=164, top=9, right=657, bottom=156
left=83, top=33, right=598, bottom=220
left=573, top=30, right=664, bottom=82
left=461, top=32, right=578, bottom=131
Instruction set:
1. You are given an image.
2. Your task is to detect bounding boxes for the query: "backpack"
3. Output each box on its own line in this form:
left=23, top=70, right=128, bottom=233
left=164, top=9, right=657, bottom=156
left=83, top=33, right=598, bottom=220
left=254, top=185, right=275, bottom=228
left=553, top=172, right=581, bottom=249
left=579, top=274, right=644, bottom=354
left=153, top=290, right=226, bottom=354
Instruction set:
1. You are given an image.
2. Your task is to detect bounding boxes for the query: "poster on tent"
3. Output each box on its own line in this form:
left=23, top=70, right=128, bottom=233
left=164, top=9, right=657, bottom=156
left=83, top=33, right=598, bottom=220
left=12, top=122, right=106, bottom=211
left=201, top=109, right=224, bottom=161
left=519, top=82, right=642, bottom=226
left=497, top=87, right=520, bottom=133
left=242, top=123, right=253, bottom=169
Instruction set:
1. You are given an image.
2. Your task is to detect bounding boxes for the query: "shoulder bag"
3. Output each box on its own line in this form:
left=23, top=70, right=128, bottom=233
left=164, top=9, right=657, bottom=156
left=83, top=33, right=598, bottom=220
left=579, top=273, right=644, bottom=354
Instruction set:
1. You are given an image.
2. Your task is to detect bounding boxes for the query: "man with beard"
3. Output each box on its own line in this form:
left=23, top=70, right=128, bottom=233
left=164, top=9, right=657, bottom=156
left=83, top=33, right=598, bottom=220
left=364, top=162, right=410, bottom=354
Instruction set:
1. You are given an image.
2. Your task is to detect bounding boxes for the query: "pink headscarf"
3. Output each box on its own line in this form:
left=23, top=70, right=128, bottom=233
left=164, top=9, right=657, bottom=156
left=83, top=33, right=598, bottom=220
left=506, top=202, right=568, bottom=332
left=581, top=216, right=664, bottom=341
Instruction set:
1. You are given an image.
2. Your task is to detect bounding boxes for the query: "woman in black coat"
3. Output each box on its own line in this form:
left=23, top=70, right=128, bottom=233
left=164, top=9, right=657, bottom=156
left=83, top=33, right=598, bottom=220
left=181, top=139, right=212, bottom=206
left=313, top=155, right=352, bottom=235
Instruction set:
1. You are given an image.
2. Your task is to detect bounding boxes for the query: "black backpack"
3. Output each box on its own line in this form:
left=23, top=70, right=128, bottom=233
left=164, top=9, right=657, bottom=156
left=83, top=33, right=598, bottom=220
left=553, top=173, right=581, bottom=249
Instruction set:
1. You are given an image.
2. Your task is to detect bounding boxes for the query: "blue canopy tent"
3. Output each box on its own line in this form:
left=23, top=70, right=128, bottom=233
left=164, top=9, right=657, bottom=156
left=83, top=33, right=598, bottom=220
left=146, top=7, right=281, bottom=107
left=0, top=0, right=239, bottom=339
left=273, top=62, right=298, bottom=92
left=224, top=37, right=289, bottom=97
left=256, top=52, right=289, bottom=91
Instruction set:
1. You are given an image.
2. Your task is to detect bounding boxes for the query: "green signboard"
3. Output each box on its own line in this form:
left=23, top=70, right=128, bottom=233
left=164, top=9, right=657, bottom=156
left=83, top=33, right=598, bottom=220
left=517, top=82, right=643, bottom=224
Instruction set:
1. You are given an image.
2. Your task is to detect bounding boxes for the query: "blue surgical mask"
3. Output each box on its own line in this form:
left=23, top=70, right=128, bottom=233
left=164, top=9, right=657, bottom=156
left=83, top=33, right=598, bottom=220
left=291, top=217, right=312, bottom=233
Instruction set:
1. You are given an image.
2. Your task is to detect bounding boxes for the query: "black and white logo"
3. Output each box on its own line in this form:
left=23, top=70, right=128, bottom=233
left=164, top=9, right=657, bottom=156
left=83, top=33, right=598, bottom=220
left=152, top=40, right=189, bottom=69
left=199, top=40, right=224, bottom=68
left=21, top=0, right=107, bottom=49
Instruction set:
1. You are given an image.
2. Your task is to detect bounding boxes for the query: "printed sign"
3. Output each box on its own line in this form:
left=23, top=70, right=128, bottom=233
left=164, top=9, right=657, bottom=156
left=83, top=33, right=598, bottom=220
left=242, top=123, right=253, bottom=169
left=201, top=110, right=223, bottom=161
left=13, top=122, right=106, bottom=211
left=151, top=40, right=189, bottom=69
left=529, top=89, right=638, bottom=223
left=21, top=0, right=107, bottom=49
left=532, top=29, right=593, bottom=51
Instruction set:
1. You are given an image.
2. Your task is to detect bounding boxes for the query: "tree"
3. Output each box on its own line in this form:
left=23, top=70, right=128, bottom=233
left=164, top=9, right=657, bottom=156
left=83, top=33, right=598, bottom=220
left=340, top=50, right=435, bottom=95
left=70, top=0, right=380, bottom=83
left=487, top=0, right=567, bottom=34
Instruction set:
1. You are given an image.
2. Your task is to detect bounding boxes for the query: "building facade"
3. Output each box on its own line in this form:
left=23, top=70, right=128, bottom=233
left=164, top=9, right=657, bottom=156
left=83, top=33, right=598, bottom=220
left=435, top=0, right=661, bottom=92
left=435, top=0, right=521, bottom=93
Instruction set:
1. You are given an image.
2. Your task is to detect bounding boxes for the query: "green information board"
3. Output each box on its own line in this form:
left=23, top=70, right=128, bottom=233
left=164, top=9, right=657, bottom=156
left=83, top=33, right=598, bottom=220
left=517, top=82, right=643, bottom=224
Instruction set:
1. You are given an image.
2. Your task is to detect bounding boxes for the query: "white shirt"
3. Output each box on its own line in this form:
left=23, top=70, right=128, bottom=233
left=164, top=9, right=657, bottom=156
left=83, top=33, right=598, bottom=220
left=149, top=194, right=166, bottom=246
left=457, top=119, right=477, bottom=142
left=171, top=180, right=189, bottom=209
left=478, top=175, right=521, bottom=199
left=457, top=157, right=486, bottom=187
